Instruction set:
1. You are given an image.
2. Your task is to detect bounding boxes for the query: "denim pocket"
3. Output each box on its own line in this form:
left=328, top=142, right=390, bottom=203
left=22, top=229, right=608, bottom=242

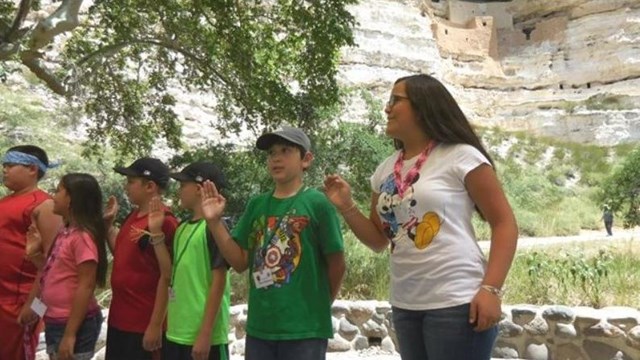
left=45, top=312, right=103, bottom=356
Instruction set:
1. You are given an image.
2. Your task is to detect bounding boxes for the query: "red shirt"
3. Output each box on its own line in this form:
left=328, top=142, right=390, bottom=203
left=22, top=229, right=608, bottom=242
left=108, top=209, right=178, bottom=333
left=0, top=190, right=50, bottom=304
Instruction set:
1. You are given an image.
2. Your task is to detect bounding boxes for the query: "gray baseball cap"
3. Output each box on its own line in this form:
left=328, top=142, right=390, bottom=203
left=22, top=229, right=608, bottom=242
left=256, top=126, right=311, bottom=152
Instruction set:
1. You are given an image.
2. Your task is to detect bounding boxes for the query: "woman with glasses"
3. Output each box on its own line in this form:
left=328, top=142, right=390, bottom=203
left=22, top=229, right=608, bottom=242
left=324, top=74, right=518, bottom=360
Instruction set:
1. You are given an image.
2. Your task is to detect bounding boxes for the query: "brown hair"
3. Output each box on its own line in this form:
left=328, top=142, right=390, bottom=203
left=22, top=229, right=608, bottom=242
left=394, top=74, right=494, bottom=167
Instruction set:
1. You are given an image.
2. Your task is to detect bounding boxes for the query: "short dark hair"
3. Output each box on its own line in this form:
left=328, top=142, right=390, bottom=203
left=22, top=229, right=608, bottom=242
left=8, top=145, right=50, bottom=180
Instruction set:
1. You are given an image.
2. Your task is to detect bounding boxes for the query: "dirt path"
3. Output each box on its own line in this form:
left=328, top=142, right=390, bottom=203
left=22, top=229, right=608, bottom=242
left=478, top=227, right=638, bottom=252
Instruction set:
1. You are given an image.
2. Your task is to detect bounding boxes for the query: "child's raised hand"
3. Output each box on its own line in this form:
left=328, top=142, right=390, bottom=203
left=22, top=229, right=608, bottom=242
left=323, top=174, right=354, bottom=211
left=201, top=180, right=226, bottom=222
left=104, top=196, right=119, bottom=225
left=147, top=196, right=165, bottom=234
left=25, top=222, right=42, bottom=259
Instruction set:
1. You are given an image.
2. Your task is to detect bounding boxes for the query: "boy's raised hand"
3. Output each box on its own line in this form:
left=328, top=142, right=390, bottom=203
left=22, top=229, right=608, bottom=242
left=148, top=196, right=165, bottom=234
left=104, top=196, right=119, bottom=226
left=323, top=174, right=354, bottom=211
left=25, top=222, right=42, bottom=259
left=201, top=180, right=226, bottom=221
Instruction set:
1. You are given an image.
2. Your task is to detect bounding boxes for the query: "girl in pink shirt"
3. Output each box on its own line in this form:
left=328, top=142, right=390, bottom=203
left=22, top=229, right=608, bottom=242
left=21, top=173, right=108, bottom=360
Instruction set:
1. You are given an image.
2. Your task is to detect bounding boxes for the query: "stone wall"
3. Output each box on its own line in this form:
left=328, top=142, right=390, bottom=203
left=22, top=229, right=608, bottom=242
left=498, top=305, right=640, bottom=359
left=227, top=302, right=640, bottom=360
left=499, top=16, right=569, bottom=56
left=432, top=16, right=499, bottom=60
left=449, top=0, right=514, bottom=30
left=34, top=302, right=640, bottom=359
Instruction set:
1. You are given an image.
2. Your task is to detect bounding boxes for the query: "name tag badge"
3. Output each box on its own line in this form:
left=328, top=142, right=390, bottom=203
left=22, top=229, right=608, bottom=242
left=253, top=268, right=274, bottom=289
left=30, top=297, right=47, bottom=318
left=169, top=287, right=176, bottom=302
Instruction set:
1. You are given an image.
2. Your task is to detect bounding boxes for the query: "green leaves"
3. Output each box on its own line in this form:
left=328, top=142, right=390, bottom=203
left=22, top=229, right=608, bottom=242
left=599, top=146, right=640, bottom=228
left=61, top=0, right=356, bottom=156
left=521, top=249, right=613, bottom=307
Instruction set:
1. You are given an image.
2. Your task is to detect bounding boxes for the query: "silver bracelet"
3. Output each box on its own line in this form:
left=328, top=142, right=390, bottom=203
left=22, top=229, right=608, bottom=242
left=480, top=284, right=504, bottom=299
left=149, top=233, right=165, bottom=246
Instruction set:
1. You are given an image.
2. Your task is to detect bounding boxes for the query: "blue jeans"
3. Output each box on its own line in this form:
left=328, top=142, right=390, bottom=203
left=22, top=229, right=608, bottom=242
left=392, top=304, right=497, bottom=360
left=45, top=312, right=104, bottom=360
left=245, top=335, right=328, bottom=360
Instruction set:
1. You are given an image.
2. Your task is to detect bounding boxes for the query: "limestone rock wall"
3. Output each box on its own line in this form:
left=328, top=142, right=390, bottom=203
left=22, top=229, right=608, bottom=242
left=342, top=0, right=640, bottom=146
left=6, top=0, right=640, bottom=147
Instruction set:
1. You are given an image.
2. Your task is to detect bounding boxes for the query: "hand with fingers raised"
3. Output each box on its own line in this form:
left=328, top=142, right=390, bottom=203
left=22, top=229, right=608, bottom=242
left=25, top=222, right=43, bottom=259
left=147, top=197, right=165, bottom=235
left=104, top=196, right=119, bottom=227
left=323, top=174, right=356, bottom=212
left=201, top=180, right=227, bottom=222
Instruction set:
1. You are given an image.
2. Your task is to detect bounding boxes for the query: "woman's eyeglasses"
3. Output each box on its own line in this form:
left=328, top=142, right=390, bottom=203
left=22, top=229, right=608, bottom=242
left=387, top=94, right=409, bottom=108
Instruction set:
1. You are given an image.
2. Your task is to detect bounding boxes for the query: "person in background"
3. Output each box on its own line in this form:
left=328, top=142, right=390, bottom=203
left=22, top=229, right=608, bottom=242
left=602, top=204, right=614, bottom=236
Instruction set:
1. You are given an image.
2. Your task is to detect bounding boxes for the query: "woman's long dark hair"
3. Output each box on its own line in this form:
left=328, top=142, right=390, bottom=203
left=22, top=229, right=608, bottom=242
left=61, top=173, right=108, bottom=287
left=394, top=74, right=494, bottom=167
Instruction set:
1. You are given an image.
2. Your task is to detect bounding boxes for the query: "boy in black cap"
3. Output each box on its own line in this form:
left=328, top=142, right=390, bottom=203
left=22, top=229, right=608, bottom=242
left=104, top=157, right=178, bottom=360
left=157, top=161, right=231, bottom=360
left=201, top=126, right=346, bottom=360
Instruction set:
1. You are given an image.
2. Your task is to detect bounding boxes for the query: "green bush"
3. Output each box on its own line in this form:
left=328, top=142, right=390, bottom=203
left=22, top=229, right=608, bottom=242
left=505, top=244, right=640, bottom=308
left=340, top=233, right=390, bottom=300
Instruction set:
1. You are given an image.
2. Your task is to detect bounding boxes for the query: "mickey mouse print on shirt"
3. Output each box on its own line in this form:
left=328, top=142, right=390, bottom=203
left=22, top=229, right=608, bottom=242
left=376, top=172, right=443, bottom=252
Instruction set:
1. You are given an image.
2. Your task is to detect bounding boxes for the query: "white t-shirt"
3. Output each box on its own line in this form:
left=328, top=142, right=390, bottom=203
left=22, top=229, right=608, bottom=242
left=370, top=143, right=490, bottom=310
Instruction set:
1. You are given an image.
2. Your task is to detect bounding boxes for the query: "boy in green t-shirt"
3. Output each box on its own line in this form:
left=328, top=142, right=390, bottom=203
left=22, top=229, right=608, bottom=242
left=162, top=161, right=231, bottom=360
left=202, top=126, right=346, bottom=360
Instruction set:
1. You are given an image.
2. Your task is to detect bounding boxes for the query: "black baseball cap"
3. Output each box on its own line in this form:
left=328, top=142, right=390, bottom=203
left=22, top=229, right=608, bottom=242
left=170, top=161, right=227, bottom=189
left=256, top=126, right=311, bottom=152
left=114, top=157, right=170, bottom=189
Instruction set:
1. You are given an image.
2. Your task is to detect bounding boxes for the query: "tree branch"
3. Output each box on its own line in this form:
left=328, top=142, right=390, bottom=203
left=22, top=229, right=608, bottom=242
left=4, top=0, right=32, bottom=42
left=21, top=50, right=67, bottom=95
left=75, top=38, right=232, bottom=87
left=0, top=42, right=19, bottom=60
left=28, top=0, right=84, bottom=50
left=6, top=0, right=84, bottom=94
left=0, top=0, right=32, bottom=60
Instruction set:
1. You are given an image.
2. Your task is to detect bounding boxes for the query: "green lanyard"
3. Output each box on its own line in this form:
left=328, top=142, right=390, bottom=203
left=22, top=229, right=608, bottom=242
left=170, top=220, right=205, bottom=287
left=261, top=187, right=307, bottom=250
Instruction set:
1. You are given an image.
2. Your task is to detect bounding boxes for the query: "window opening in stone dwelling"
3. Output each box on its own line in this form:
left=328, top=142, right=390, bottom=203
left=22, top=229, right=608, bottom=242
left=522, top=27, right=535, bottom=41
left=368, top=337, right=382, bottom=346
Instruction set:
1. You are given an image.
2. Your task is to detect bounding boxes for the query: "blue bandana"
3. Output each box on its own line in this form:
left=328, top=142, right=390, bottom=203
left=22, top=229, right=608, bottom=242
left=2, top=151, right=59, bottom=173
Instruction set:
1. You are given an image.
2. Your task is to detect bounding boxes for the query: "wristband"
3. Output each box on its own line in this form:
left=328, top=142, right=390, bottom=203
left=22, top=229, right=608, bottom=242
left=481, top=284, right=504, bottom=299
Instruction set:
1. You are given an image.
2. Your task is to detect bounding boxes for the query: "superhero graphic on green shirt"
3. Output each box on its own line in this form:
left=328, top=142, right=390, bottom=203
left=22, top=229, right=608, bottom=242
left=251, top=215, right=309, bottom=287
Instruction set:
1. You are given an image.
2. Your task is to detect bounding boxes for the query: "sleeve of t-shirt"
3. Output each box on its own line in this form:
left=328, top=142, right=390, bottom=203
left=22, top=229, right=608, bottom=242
left=231, top=197, right=257, bottom=251
left=314, top=193, right=344, bottom=255
left=206, top=230, right=229, bottom=270
left=452, top=144, right=492, bottom=184
left=370, top=152, right=397, bottom=193
left=162, top=214, right=180, bottom=257
left=73, top=231, right=99, bottom=265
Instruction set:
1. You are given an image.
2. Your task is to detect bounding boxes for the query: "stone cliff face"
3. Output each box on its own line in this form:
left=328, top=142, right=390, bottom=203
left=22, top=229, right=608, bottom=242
left=342, top=0, right=640, bottom=145
left=4, top=0, right=640, bottom=146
